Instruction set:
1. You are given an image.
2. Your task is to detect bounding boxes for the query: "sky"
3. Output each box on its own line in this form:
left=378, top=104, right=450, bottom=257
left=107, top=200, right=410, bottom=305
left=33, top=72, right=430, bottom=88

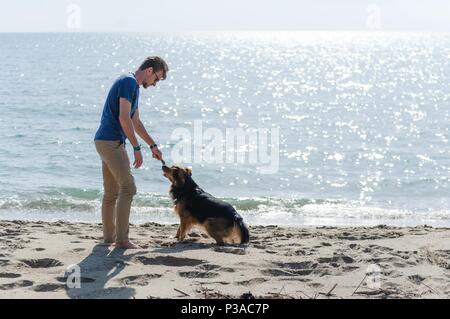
left=0, top=0, right=449, bottom=32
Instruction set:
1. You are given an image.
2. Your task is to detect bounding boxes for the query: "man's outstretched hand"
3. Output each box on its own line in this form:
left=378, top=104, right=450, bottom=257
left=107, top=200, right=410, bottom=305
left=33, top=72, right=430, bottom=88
left=151, top=147, right=163, bottom=161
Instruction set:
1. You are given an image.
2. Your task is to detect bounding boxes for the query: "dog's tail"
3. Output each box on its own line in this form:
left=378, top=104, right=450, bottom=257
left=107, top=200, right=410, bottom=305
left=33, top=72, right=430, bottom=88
left=236, top=218, right=250, bottom=244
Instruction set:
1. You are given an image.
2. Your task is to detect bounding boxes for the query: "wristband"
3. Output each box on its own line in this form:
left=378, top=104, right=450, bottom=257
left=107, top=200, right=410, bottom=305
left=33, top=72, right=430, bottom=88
left=150, top=144, right=158, bottom=149
left=133, top=145, right=141, bottom=151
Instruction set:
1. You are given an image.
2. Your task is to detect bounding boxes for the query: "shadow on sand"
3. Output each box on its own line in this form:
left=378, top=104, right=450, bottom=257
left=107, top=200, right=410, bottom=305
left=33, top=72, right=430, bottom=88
left=63, top=244, right=145, bottom=299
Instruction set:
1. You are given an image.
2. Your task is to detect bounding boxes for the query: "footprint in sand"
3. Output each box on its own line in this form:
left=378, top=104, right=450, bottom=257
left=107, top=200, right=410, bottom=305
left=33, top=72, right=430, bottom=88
left=308, top=282, right=324, bottom=288
left=120, top=274, right=162, bottom=286
left=0, top=273, right=21, bottom=279
left=317, top=255, right=354, bottom=264
left=392, top=262, right=408, bottom=268
left=382, top=268, right=402, bottom=278
left=274, top=261, right=318, bottom=270
left=0, top=280, right=33, bottom=290
left=219, top=267, right=235, bottom=273
left=214, top=247, right=246, bottom=255
left=342, top=265, right=360, bottom=272
left=0, top=259, right=10, bottom=266
left=71, top=248, right=86, bottom=252
left=261, top=269, right=314, bottom=277
left=3, top=229, right=21, bottom=236
left=56, top=276, right=96, bottom=284
left=197, top=264, right=221, bottom=271
left=32, top=283, right=65, bottom=292
left=65, top=232, right=83, bottom=236
left=408, top=274, right=426, bottom=284
left=137, top=232, right=149, bottom=237
left=135, top=255, right=206, bottom=267
left=196, top=264, right=235, bottom=273
left=432, top=250, right=450, bottom=269
left=292, top=249, right=307, bottom=256
left=366, top=256, right=407, bottom=268
left=206, top=281, right=231, bottom=285
left=252, top=244, right=266, bottom=249
left=235, top=278, right=267, bottom=286
left=21, top=258, right=63, bottom=268
left=178, top=271, right=219, bottom=279
left=77, top=235, right=99, bottom=240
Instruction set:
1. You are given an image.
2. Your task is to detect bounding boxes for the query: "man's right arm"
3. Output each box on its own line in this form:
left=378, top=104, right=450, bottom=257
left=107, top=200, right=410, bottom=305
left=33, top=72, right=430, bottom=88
left=118, top=97, right=139, bottom=147
left=119, top=97, right=142, bottom=168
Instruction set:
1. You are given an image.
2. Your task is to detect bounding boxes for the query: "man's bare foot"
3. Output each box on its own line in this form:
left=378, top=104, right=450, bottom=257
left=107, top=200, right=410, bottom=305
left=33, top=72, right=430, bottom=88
left=114, top=241, right=141, bottom=249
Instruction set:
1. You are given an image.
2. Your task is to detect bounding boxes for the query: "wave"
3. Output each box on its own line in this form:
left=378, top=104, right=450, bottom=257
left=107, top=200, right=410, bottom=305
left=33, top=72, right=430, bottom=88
left=0, top=189, right=341, bottom=212
left=1, top=187, right=449, bottom=226
left=0, top=198, right=97, bottom=211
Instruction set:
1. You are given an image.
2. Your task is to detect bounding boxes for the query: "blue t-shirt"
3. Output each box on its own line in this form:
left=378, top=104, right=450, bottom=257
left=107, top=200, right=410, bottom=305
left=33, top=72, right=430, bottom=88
left=94, top=73, right=139, bottom=142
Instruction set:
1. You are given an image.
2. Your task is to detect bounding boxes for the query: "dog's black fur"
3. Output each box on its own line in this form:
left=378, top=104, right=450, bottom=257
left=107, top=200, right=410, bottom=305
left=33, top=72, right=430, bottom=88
left=163, top=165, right=250, bottom=245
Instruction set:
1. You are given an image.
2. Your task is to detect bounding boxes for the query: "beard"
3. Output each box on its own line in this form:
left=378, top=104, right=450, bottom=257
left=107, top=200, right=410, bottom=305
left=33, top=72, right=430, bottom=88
left=143, top=81, right=148, bottom=89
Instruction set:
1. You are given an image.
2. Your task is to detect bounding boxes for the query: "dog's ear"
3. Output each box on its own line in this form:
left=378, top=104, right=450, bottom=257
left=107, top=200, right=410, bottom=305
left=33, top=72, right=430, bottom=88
left=175, top=168, right=186, bottom=186
left=185, top=167, right=192, bottom=176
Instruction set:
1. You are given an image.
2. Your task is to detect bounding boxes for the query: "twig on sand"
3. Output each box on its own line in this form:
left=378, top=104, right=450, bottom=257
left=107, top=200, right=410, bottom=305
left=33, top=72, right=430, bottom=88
left=319, top=283, right=337, bottom=297
left=200, top=283, right=207, bottom=299
left=196, top=283, right=225, bottom=299
left=174, top=288, right=190, bottom=297
left=420, top=282, right=437, bottom=294
left=265, top=284, right=296, bottom=299
left=297, top=291, right=311, bottom=299
left=325, top=284, right=337, bottom=297
left=267, top=292, right=295, bottom=299
left=352, top=274, right=368, bottom=296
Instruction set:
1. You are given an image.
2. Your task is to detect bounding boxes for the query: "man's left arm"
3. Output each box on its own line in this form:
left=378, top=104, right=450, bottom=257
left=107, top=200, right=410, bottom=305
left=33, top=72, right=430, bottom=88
left=132, top=109, right=163, bottom=161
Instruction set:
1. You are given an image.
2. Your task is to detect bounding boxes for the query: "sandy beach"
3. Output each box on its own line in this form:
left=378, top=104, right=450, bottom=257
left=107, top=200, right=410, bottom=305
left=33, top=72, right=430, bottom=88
left=0, top=219, right=449, bottom=299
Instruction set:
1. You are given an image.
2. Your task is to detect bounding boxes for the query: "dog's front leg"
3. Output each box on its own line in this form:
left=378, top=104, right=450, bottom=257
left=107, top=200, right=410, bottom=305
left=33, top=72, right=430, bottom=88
left=175, top=226, right=181, bottom=239
left=178, top=223, right=187, bottom=241
left=176, top=216, right=188, bottom=241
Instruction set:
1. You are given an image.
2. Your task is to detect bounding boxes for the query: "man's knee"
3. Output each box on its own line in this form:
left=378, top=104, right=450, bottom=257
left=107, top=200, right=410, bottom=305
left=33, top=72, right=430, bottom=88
left=120, top=181, right=137, bottom=196
left=103, top=191, right=119, bottom=202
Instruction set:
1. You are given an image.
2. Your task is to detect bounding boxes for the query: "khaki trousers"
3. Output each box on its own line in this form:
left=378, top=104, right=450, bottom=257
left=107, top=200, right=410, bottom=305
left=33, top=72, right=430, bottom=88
left=95, top=140, right=137, bottom=244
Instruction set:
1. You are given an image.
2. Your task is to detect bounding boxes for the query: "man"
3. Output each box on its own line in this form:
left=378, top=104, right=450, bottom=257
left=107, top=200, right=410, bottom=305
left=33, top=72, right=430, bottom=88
left=94, top=56, right=168, bottom=249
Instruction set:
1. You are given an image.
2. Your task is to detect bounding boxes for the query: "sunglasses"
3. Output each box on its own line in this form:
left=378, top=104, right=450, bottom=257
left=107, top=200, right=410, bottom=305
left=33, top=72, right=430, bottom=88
left=153, top=71, right=161, bottom=83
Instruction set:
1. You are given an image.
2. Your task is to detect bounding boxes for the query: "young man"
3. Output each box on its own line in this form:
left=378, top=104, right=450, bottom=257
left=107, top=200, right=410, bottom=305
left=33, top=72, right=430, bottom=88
left=94, top=56, right=168, bottom=249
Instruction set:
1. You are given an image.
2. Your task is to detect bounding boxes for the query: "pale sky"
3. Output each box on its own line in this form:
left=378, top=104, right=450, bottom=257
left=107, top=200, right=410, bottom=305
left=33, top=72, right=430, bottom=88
left=0, top=0, right=449, bottom=32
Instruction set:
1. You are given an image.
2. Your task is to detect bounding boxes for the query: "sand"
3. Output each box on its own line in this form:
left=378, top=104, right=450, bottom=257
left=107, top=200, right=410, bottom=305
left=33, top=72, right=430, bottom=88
left=0, top=219, right=449, bottom=299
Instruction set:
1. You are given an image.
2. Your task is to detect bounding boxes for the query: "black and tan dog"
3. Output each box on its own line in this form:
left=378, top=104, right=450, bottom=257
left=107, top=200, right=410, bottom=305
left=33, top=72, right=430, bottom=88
left=162, top=165, right=250, bottom=245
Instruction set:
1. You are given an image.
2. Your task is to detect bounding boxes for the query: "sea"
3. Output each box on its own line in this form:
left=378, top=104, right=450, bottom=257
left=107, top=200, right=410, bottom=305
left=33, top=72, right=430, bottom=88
left=1, top=31, right=449, bottom=226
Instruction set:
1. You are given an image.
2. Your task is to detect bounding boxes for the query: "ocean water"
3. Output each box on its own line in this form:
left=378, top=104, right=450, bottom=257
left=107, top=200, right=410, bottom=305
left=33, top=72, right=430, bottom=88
left=1, top=32, right=449, bottom=226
